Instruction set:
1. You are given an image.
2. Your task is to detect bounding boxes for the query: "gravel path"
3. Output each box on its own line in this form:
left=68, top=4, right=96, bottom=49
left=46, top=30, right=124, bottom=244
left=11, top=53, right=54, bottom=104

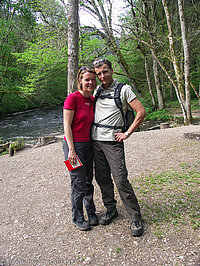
left=1, top=125, right=200, bottom=266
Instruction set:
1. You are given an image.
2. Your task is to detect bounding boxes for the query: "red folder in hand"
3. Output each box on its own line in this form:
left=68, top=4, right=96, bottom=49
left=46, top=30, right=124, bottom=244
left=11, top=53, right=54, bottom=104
left=64, top=155, right=83, bottom=171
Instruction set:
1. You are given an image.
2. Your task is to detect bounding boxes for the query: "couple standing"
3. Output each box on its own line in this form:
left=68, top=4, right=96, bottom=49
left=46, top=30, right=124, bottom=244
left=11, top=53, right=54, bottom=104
left=63, top=59, right=146, bottom=236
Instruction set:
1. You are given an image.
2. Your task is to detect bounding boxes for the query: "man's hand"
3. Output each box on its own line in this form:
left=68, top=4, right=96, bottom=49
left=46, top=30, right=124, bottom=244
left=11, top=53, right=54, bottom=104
left=114, top=132, right=129, bottom=142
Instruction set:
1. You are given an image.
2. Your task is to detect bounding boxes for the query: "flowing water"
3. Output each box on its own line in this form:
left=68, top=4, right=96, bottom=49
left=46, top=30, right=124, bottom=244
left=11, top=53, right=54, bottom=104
left=0, top=105, right=164, bottom=145
left=0, top=106, right=64, bottom=144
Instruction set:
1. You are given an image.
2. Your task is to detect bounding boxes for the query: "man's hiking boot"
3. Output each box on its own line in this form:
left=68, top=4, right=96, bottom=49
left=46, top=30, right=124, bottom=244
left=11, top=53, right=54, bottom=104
left=99, top=210, right=118, bottom=225
left=73, top=219, right=90, bottom=231
left=88, top=214, right=99, bottom=226
left=131, top=220, right=143, bottom=236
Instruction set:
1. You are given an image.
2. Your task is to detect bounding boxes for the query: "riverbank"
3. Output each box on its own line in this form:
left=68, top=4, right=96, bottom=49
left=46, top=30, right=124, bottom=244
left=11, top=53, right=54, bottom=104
left=1, top=125, right=200, bottom=265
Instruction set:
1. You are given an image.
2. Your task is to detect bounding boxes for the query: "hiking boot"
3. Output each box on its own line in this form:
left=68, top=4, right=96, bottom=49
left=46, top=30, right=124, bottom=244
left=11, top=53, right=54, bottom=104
left=99, top=210, right=118, bottom=225
left=88, top=214, right=99, bottom=226
left=131, top=220, right=143, bottom=236
left=73, top=219, right=90, bottom=231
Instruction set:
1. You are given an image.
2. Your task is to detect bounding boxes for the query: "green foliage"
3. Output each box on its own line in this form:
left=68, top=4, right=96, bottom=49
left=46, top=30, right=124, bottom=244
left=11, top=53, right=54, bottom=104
left=145, top=109, right=173, bottom=121
left=10, top=138, right=25, bottom=151
left=79, top=31, right=106, bottom=64
left=0, top=0, right=199, bottom=117
left=0, top=0, right=68, bottom=115
left=0, top=0, right=37, bottom=114
left=0, top=150, right=9, bottom=156
left=120, top=39, right=146, bottom=86
left=191, top=99, right=200, bottom=110
left=13, top=36, right=67, bottom=93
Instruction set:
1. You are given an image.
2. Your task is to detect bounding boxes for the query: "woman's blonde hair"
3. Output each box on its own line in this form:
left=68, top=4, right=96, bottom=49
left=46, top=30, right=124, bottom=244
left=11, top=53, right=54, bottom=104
left=77, top=66, right=95, bottom=90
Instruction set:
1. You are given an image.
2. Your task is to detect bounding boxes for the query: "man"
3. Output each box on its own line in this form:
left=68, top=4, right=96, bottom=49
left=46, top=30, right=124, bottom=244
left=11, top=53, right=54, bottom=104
left=92, top=59, right=146, bottom=236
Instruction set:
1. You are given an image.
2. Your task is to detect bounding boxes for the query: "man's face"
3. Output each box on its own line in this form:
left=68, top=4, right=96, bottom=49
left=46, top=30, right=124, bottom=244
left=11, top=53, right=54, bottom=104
left=94, top=64, right=113, bottom=89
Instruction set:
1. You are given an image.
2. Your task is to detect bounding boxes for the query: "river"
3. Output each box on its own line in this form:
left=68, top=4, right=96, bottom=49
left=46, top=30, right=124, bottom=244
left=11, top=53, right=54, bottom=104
left=0, top=105, right=164, bottom=145
left=0, top=106, right=64, bottom=144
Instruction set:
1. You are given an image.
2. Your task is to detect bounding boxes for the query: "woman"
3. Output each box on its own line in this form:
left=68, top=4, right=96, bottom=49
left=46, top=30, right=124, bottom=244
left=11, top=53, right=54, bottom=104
left=63, top=66, right=98, bottom=231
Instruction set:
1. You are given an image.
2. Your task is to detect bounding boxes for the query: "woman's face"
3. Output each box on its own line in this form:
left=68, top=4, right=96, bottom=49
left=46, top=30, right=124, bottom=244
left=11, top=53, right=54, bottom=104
left=79, top=72, right=96, bottom=94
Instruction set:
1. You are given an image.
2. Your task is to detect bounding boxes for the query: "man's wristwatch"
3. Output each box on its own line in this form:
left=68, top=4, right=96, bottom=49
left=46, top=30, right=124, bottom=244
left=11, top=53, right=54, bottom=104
left=124, top=131, right=130, bottom=138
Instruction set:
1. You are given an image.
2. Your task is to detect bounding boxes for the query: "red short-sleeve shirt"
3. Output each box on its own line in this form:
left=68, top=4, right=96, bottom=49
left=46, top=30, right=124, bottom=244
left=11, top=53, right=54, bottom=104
left=63, top=91, right=94, bottom=142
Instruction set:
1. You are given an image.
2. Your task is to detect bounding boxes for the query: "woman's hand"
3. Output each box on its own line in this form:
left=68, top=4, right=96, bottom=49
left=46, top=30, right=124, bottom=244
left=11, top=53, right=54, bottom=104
left=63, top=109, right=77, bottom=165
left=68, top=148, right=77, bottom=165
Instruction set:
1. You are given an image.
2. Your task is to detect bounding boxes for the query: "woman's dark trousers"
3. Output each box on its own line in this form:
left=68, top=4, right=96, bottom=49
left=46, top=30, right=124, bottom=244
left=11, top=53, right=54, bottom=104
left=63, top=140, right=96, bottom=223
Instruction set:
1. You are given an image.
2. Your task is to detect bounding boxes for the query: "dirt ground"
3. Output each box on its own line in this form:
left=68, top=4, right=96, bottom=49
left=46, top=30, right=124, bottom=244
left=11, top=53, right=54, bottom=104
left=1, top=125, right=200, bottom=266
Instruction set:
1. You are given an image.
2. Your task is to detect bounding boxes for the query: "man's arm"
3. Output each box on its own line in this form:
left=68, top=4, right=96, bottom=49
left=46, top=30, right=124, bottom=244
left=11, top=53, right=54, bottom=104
left=114, top=98, right=146, bottom=142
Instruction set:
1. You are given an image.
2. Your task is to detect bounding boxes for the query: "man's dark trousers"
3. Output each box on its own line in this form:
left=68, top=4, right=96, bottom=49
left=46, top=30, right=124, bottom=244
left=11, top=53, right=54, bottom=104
left=92, top=140, right=142, bottom=222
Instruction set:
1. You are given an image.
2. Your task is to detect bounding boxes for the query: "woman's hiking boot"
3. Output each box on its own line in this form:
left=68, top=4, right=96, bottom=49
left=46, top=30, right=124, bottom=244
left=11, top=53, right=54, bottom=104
left=99, top=210, right=118, bottom=225
left=88, top=214, right=99, bottom=226
left=73, top=219, right=90, bottom=231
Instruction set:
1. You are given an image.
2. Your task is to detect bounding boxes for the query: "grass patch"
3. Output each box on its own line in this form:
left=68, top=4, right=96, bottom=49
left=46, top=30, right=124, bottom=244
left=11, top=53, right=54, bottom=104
left=115, top=247, right=122, bottom=253
left=133, top=162, right=200, bottom=230
left=0, top=150, right=9, bottom=156
left=145, top=109, right=173, bottom=121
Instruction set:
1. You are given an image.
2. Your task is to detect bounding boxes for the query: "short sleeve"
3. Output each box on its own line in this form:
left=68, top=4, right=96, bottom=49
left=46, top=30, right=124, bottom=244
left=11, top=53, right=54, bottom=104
left=63, top=93, right=77, bottom=110
left=121, top=84, right=137, bottom=103
left=90, top=95, right=95, bottom=102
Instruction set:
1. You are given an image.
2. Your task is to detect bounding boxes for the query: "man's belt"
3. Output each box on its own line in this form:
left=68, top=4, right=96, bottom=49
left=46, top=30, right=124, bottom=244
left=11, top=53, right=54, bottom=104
left=93, top=123, right=123, bottom=130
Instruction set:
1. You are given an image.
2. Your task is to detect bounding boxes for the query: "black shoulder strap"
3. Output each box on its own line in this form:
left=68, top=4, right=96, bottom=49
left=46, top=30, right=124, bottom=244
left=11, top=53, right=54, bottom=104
left=114, top=83, right=127, bottom=129
left=92, top=83, right=126, bottom=131
left=93, top=86, right=104, bottom=114
left=114, top=83, right=125, bottom=110
left=94, top=86, right=103, bottom=105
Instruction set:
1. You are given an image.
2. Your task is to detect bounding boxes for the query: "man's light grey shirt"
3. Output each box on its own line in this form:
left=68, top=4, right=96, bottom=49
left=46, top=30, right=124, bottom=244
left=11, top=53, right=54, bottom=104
left=92, top=79, right=137, bottom=141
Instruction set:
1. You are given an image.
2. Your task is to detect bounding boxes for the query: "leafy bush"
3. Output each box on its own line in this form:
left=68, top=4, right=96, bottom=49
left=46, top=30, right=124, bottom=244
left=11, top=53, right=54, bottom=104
left=145, top=109, right=173, bottom=121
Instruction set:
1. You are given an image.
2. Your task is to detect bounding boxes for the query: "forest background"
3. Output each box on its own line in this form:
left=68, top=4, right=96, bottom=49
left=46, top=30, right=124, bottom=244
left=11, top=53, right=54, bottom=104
left=0, top=0, right=199, bottom=125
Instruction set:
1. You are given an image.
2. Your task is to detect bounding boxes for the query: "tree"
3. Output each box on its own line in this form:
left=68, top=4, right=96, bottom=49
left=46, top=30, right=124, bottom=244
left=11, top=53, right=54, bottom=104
left=0, top=0, right=68, bottom=114
left=67, top=0, right=79, bottom=94
left=80, top=0, right=142, bottom=96
left=120, top=0, right=198, bottom=123
left=162, top=0, right=190, bottom=123
left=143, top=0, right=165, bottom=109
left=0, top=0, right=37, bottom=113
left=13, top=0, right=68, bottom=103
left=178, top=0, right=192, bottom=123
left=144, top=56, right=156, bottom=108
left=119, top=0, right=165, bottom=108
left=1, top=0, right=199, bottom=118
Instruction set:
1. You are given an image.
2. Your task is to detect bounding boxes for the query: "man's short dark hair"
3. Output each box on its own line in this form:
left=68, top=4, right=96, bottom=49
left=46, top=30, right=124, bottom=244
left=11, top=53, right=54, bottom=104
left=93, top=59, right=112, bottom=69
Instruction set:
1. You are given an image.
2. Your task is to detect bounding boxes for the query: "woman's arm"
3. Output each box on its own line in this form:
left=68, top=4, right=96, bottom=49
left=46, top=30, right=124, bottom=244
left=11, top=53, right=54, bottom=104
left=63, top=109, right=77, bottom=165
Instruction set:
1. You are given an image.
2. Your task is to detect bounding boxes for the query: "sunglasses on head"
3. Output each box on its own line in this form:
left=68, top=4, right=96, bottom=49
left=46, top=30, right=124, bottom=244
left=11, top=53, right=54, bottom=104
left=93, top=59, right=107, bottom=68
left=93, top=59, right=112, bottom=69
left=80, top=66, right=87, bottom=71
left=80, top=66, right=94, bottom=72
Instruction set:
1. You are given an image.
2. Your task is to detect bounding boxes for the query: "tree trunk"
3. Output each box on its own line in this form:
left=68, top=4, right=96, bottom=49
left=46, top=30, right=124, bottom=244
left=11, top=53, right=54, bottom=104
left=144, top=56, right=156, bottom=108
left=162, top=0, right=185, bottom=105
left=169, top=62, right=174, bottom=101
left=136, top=37, right=187, bottom=121
left=152, top=55, right=165, bottom=109
left=143, top=0, right=165, bottom=109
left=67, top=0, right=79, bottom=94
left=178, top=0, right=192, bottom=124
left=161, top=0, right=193, bottom=124
left=199, top=83, right=200, bottom=107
